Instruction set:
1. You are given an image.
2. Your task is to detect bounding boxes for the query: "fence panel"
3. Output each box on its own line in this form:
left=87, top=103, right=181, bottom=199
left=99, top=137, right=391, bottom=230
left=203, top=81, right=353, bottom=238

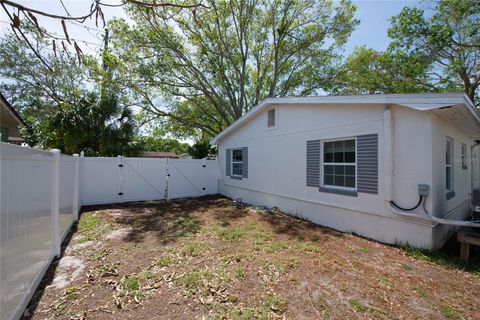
left=122, top=157, right=167, bottom=202
left=0, top=144, right=55, bottom=320
left=205, top=160, right=220, bottom=194
left=59, top=156, right=76, bottom=241
left=80, top=157, right=120, bottom=205
left=167, top=159, right=219, bottom=199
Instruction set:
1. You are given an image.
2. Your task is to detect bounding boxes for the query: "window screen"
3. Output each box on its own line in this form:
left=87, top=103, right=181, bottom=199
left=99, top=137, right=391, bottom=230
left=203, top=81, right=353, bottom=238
left=323, top=139, right=356, bottom=189
left=461, top=143, right=467, bottom=169
left=446, top=137, right=453, bottom=192
left=232, top=149, right=243, bottom=176
left=267, top=109, right=276, bottom=128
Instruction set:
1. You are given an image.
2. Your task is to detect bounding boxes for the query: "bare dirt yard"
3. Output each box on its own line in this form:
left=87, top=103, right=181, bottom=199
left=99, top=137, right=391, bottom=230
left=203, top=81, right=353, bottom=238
left=24, top=196, right=480, bottom=319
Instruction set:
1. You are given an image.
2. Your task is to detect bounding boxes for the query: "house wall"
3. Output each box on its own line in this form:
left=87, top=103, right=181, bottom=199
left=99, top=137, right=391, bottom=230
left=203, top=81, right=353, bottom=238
left=217, top=103, right=454, bottom=248
left=429, top=113, right=475, bottom=247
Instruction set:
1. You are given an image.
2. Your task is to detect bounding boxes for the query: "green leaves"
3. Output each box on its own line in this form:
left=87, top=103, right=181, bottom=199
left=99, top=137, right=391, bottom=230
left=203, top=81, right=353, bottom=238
left=335, top=46, right=436, bottom=95
left=387, top=0, right=479, bottom=105
left=37, top=92, right=138, bottom=156
left=108, top=0, right=358, bottom=138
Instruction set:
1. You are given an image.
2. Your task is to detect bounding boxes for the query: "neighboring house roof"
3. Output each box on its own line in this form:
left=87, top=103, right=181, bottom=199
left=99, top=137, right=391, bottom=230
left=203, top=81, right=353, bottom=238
left=0, top=93, right=25, bottom=142
left=0, top=93, right=24, bottom=125
left=179, top=153, right=192, bottom=159
left=140, top=151, right=178, bottom=158
left=212, top=93, right=480, bottom=144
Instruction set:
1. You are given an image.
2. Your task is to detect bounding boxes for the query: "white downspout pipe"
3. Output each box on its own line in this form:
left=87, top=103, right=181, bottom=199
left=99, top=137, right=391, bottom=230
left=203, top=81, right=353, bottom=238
left=383, top=105, right=394, bottom=203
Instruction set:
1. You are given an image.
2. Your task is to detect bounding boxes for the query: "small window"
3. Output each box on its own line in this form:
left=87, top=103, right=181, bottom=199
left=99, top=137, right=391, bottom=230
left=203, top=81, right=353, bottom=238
left=322, top=139, right=356, bottom=190
left=461, top=143, right=468, bottom=169
left=231, top=149, right=243, bottom=177
left=446, top=137, right=454, bottom=194
left=267, top=108, right=276, bottom=128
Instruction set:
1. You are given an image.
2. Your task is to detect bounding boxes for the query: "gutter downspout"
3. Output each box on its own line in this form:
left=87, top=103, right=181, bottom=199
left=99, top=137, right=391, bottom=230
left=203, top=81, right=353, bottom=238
left=383, top=105, right=394, bottom=203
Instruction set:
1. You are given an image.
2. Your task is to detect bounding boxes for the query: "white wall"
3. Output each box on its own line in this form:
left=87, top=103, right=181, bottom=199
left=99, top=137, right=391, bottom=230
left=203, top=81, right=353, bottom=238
left=429, top=113, right=475, bottom=246
left=217, top=103, right=464, bottom=248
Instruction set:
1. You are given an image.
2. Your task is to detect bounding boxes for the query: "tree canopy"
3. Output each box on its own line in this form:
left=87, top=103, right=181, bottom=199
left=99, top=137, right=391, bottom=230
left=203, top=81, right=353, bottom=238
left=1, top=0, right=479, bottom=149
left=333, top=46, right=435, bottom=95
left=21, top=92, right=138, bottom=156
left=0, top=25, right=138, bottom=155
left=107, top=0, right=358, bottom=138
left=387, top=0, right=479, bottom=105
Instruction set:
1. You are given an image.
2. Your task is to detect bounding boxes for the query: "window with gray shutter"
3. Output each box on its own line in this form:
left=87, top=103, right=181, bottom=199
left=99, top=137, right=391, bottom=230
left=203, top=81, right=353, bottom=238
left=228, top=147, right=248, bottom=180
left=306, top=140, right=320, bottom=187
left=357, top=134, right=378, bottom=194
left=226, top=148, right=231, bottom=177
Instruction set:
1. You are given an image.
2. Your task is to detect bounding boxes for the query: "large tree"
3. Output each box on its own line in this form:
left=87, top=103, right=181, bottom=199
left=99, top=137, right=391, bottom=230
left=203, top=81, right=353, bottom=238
left=0, top=25, right=87, bottom=113
left=0, top=26, right=138, bottom=155
left=334, top=46, right=438, bottom=95
left=387, top=0, right=480, bottom=105
left=108, top=0, right=358, bottom=138
left=22, top=92, right=138, bottom=156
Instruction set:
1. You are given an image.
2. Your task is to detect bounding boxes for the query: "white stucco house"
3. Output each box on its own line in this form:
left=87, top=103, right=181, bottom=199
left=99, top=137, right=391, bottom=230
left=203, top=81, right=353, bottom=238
left=212, top=93, right=480, bottom=249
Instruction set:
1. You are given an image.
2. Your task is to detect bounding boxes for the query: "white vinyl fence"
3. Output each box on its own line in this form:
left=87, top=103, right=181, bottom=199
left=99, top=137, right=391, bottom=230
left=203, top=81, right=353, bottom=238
left=0, top=143, right=219, bottom=320
left=81, top=156, right=219, bottom=205
left=0, top=144, right=80, bottom=320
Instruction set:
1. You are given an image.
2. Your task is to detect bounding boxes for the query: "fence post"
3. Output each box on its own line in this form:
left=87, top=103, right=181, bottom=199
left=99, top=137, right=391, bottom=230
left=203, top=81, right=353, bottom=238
left=117, top=155, right=123, bottom=203
left=166, top=158, right=170, bottom=201
left=202, top=158, right=207, bottom=196
left=72, top=153, right=80, bottom=222
left=51, top=149, right=61, bottom=257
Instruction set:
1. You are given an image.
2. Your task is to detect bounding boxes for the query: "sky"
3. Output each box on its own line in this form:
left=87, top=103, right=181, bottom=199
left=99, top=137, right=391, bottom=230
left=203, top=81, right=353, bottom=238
left=0, top=0, right=430, bottom=57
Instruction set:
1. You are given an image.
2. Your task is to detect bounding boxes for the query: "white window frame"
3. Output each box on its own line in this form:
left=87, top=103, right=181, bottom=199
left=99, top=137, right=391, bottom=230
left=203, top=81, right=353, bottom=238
left=231, top=148, right=243, bottom=177
left=446, top=137, right=454, bottom=193
left=266, top=106, right=278, bottom=130
left=321, top=137, right=357, bottom=192
left=461, top=143, right=468, bottom=169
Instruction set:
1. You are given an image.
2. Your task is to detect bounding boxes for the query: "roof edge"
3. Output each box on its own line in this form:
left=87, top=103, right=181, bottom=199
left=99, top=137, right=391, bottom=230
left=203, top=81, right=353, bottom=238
left=1, top=93, right=25, bottom=125
left=211, top=93, right=473, bottom=145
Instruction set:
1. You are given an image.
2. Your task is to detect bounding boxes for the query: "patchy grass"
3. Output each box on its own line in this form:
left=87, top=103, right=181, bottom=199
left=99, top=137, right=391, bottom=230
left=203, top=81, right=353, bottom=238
left=181, top=240, right=207, bottom=257
left=157, top=255, right=174, bottom=267
left=215, top=220, right=272, bottom=243
left=293, top=242, right=321, bottom=253
left=26, top=196, right=480, bottom=320
left=402, top=244, right=480, bottom=275
left=265, top=241, right=291, bottom=253
left=349, top=299, right=368, bottom=312
left=77, top=214, right=112, bottom=243
left=402, top=263, right=413, bottom=271
left=177, top=269, right=214, bottom=290
left=439, top=305, right=460, bottom=320
left=261, top=294, right=288, bottom=314
left=234, top=266, right=245, bottom=280
left=377, top=275, right=392, bottom=289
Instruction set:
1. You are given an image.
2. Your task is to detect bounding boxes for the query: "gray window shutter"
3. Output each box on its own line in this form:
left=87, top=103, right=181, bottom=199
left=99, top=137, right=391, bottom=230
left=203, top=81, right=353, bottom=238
left=226, top=148, right=231, bottom=177
left=306, top=140, right=320, bottom=187
left=242, top=147, right=248, bottom=178
left=357, top=134, right=378, bottom=194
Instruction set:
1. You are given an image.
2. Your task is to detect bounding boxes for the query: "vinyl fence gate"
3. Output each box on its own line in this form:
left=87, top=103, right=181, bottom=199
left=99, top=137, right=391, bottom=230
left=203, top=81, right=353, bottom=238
left=81, top=156, right=219, bottom=206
